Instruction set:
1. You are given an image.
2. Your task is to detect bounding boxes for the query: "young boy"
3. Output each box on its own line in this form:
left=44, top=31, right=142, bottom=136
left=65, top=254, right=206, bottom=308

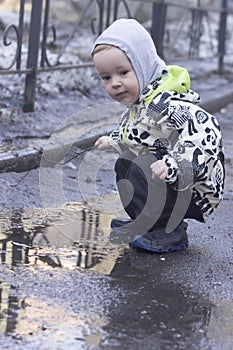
left=91, top=19, right=225, bottom=253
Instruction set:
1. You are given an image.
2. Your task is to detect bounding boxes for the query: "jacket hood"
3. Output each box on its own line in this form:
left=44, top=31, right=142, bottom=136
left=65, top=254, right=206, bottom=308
left=91, top=18, right=167, bottom=94
left=143, top=65, right=191, bottom=104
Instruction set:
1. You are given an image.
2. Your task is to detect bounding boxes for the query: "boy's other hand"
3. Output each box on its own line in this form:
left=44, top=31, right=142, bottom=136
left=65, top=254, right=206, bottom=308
left=150, top=160, right=168, bottom=180
left=95, top=136, right=111, bottom=150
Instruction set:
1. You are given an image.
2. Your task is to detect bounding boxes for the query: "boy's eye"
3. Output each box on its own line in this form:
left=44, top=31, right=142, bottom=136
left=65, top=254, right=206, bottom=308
left=120, top=70, right=128, bottom=75
left=101, top=75, right=110, bottom=81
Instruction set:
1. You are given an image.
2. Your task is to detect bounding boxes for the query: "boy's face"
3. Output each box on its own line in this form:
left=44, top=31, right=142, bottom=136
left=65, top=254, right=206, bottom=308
left=93, top=46, right=139, bottom=105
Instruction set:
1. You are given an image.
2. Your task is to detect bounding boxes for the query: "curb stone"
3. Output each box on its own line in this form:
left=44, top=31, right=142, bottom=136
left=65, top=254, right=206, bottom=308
left=0, top=125, right=116, bottom=173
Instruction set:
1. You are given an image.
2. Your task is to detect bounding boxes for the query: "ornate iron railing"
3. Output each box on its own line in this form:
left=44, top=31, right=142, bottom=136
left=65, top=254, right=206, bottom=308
left=0, top=0, right=232, bottom=112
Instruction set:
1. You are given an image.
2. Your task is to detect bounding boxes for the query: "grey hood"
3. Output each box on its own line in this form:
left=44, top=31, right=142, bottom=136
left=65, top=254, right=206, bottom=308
left=91, top=18, right=167, bottom=94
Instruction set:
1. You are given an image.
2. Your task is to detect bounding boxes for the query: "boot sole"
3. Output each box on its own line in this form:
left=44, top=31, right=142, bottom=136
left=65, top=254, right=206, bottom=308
left=130, top=238, right=189, bottom=253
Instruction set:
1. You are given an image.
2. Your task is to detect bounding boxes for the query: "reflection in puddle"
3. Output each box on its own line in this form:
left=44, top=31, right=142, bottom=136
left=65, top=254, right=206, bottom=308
left=0, top=197, right=123, bottom=273
left=0, top=197, right=121, bottom=340
left=0, top=281, right=104, bottom=346
left=0, top=282, right=19, bottom=336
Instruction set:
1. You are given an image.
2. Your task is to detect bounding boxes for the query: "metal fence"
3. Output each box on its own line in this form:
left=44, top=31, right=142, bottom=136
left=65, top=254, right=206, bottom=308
left=0, top=0, right=232, bottom=112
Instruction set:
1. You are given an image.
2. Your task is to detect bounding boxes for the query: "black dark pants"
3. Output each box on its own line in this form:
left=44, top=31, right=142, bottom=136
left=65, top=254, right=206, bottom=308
left=115, top=150, right=203, bottom=233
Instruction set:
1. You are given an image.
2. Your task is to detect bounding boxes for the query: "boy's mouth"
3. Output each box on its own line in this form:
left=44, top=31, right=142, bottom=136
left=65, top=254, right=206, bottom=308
left=116, top=91, right=127, bottom=99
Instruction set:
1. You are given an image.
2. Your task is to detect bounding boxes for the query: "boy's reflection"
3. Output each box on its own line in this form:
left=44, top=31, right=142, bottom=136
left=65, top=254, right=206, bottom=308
left=103, top=249, right=211, bottom=349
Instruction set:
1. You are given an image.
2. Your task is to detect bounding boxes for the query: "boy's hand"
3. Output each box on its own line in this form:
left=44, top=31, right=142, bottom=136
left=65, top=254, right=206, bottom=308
left=95, top=136, right=111, bottom=150
left=150, top=160, right=168, bottom=180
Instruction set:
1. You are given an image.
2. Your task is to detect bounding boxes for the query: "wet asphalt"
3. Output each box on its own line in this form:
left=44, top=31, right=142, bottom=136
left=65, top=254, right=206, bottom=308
left=0, top=64, right=233, bottom=349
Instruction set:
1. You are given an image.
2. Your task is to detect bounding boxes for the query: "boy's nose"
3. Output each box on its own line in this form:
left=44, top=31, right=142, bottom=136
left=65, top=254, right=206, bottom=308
left=112, top=76, right=121, bottom=88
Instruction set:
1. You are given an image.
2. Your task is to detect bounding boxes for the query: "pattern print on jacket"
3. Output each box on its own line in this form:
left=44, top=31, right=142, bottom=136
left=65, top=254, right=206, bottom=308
left=110, top=89, right=225, bottom=222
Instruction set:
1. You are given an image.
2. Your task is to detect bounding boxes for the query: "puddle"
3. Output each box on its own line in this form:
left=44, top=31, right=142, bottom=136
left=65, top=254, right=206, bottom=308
left=0, top=195, right=124, bottom=273
left=0, top=280, right=106, bottom=347
left=102, top=250, right=233, bottom=349
left=0, top=196, right=123, bottom=344
left=0, top=196, right=233, bottom=349
left=1, top=267, right=233, bottom=350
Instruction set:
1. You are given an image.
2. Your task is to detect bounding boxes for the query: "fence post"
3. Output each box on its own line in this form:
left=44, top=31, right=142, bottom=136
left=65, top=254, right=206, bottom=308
left=41, top=0, right=50, bottom=68
left=151, top=0, right=167, bottom=58
left=23, top=0, right=43, bottom=112
left=16, top=0, right=26, bottom=70
left=218, top=0, right=227, bottom=74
